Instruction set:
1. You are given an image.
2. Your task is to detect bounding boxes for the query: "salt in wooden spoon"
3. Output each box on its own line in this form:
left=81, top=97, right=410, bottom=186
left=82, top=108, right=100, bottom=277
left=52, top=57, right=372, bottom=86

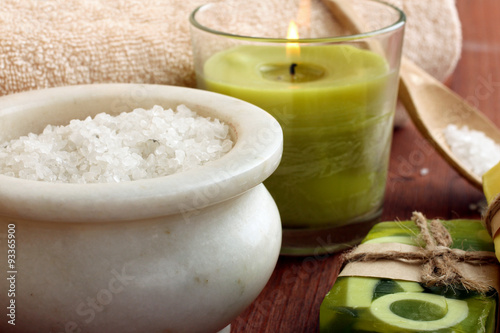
left=398, top=58, right=500, bottom=189
left=322, top=0, right=500, bottom=189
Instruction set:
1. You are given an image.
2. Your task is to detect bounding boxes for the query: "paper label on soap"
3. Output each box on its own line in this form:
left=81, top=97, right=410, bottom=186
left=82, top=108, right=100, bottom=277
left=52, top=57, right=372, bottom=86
left=338, top=242, right=500, bottom=292
left=339, top=243, right=422, bottom=282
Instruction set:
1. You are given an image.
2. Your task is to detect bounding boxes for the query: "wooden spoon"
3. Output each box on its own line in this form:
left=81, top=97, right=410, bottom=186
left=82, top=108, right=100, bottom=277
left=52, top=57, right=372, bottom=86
left=398, top=58, right=500, bottom=189
left=322, top=0, right=500, bottom=189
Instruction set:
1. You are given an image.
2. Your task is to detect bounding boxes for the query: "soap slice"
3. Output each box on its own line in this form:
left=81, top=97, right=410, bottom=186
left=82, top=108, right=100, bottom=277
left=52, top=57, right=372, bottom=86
left=321, top=277, right=495, bottom=333
left=483, top=160, right=500, bottom=261
left=320, top=220, right=498, bottom=333
left=370, top=292, right=466, bottom=331
left=319, top=277, right=379, bottom=332
left=483, top=160, right=500, bottom=205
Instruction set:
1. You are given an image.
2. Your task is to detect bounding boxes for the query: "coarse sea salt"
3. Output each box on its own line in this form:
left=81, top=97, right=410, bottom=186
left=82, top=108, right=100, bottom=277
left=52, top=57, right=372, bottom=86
left=0, top=105, right=233, bottom=183
left=443, top=124, right=500, bottom=177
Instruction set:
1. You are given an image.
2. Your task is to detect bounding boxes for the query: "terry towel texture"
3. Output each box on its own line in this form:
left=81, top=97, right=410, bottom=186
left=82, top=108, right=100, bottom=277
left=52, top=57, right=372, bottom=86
left=0, top=0, right=461, bottom=96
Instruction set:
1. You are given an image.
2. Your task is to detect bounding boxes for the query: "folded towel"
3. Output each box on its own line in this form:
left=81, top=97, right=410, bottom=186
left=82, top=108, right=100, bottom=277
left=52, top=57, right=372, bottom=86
left=390, top=0, right=462, bottom=83
left=368, top=0, right=462, bottom=126
left=0, top=0, right=461, bottom=99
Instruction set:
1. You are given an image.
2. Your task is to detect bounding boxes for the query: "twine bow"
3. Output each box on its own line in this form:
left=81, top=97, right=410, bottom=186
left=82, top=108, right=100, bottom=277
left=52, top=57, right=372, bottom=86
left=343, top=211, right=498, bottom=293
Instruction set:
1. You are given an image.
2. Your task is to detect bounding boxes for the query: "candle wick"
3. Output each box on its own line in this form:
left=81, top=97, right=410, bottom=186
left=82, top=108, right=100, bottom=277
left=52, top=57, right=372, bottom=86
left=290, top=63, right=298, bottom=76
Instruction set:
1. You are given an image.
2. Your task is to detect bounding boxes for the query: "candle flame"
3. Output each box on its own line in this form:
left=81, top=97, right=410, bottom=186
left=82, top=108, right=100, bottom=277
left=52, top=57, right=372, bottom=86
left=286, top=21, right=300, bottom=59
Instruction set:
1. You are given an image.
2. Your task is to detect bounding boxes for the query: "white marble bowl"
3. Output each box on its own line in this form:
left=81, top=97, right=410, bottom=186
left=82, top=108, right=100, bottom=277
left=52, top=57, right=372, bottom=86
left=0, top=84, right=283, bottom=333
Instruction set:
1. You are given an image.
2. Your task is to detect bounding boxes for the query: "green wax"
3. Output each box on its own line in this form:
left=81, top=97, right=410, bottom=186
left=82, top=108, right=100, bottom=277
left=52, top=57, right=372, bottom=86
left=320, top=220, right=497, bottom=332
left=200, top=45, right=397, bottom=227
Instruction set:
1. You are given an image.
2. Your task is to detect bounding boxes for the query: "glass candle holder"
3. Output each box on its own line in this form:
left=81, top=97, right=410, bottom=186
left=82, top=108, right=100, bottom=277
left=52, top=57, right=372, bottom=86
left=190, top=0, right=405, bottom=255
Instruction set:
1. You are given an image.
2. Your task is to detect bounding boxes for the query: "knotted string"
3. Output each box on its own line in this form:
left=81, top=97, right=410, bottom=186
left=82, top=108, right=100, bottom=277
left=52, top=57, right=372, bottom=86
left=343, top=211, right=498, bottom=293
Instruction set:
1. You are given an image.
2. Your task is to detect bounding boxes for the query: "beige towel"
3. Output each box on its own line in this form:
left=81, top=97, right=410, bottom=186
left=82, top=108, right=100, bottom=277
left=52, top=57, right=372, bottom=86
left=0, top=0, right=461, bottom=97
left=389, top=0, right=462, bottom=82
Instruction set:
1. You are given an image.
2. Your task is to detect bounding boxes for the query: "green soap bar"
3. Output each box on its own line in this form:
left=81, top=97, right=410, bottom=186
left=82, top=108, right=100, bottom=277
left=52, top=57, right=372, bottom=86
left=320, top=220, right=498, bottom=333
left=362, top=220, right=494, bottom=252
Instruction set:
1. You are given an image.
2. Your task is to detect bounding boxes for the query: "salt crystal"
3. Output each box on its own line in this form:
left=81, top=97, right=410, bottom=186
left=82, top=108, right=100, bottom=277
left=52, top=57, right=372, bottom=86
left=443, top=124, right=500, bottom=177
left=0, top=105, right=233, bottom=183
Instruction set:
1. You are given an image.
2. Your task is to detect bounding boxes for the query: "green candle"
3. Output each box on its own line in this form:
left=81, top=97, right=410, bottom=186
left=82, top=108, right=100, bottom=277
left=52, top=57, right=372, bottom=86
left=199, top=44, right=398, bottom=228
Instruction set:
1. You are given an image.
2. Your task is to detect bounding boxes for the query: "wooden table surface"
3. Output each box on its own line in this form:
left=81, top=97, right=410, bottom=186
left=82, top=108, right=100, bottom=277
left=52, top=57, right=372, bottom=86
left=231, top=1, right=500, bottom=332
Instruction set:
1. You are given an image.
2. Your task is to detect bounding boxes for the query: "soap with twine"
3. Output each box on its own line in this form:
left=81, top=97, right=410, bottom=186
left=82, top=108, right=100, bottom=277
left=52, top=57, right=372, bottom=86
left=320, top=212, right=499, bottom=333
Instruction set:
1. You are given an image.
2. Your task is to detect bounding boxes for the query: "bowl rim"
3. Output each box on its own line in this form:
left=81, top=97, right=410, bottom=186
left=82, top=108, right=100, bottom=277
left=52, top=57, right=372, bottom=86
left=0, top=84, right=283, bottom=222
